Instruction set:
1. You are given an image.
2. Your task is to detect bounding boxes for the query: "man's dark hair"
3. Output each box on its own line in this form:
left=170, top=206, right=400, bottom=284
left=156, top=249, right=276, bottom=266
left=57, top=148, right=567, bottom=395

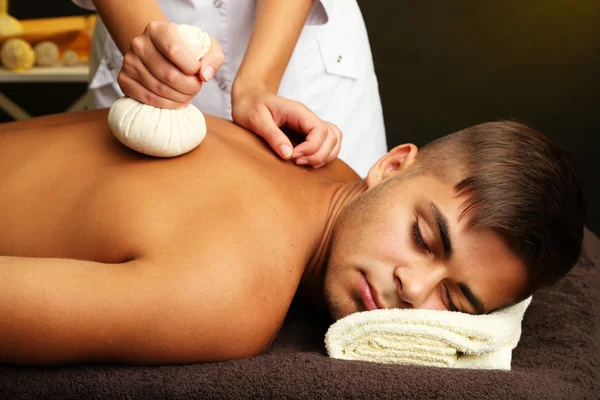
left=414, top=121, right=587, bottom=295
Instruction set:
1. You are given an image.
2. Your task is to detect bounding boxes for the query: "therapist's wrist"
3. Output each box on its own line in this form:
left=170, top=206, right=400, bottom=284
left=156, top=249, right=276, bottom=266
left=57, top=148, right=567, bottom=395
left=232, top=75, right=277, bottom=103
left=231, top=84, right=268, bottom=120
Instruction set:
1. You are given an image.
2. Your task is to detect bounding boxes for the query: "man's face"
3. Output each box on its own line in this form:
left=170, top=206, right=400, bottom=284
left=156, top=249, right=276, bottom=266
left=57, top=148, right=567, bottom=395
left=324, top=156, right=529, bottom=320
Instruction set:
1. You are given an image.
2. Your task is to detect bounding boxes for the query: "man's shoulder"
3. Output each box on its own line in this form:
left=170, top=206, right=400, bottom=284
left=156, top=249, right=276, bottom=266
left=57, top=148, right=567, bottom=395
left=322, top=158, right=361, bottom=182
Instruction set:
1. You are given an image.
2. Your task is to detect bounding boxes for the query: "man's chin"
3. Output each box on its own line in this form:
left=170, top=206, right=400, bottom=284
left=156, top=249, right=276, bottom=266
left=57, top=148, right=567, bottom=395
left=324, top=292, right=362, bottom=321
left=327, top=307, right=347, bottom=322
left=323, top=270, right=364, bottom=320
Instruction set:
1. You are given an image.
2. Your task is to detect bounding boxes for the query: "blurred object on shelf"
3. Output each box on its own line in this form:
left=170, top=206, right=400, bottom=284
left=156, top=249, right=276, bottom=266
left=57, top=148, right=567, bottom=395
left=34, top=41, right=60, bottom=66
left=0, top=0, right=23, bottom=36
left=1, top=38, right=34, bottom=71
left=62, top=50, right=80, bottom=66
left=61, top=29, right=91, bottom=60
left=0, top=15, right=95, bottom=62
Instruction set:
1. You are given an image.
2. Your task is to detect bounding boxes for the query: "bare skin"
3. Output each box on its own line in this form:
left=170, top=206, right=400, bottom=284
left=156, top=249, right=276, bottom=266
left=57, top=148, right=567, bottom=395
left=0, top=110, right=528, bottom=366
left=0, top=109, right=356, bottom=365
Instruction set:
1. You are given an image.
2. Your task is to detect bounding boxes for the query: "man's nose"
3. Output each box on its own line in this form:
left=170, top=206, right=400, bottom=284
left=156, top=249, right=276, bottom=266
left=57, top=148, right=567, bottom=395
left=394, top=262, right=445, bottom=309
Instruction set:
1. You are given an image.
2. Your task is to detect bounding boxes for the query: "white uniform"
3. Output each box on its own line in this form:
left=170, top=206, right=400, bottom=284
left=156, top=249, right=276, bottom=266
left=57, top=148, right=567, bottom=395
left=73, top=0, right=387, bottom=176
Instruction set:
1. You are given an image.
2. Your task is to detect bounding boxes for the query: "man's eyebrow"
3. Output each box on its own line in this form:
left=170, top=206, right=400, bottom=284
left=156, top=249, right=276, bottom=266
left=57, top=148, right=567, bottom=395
left=426, top=202, right=484, bottom=314
left=458, top=282, right=486, bottom=315
left=429, top=202, right=452, bottom=257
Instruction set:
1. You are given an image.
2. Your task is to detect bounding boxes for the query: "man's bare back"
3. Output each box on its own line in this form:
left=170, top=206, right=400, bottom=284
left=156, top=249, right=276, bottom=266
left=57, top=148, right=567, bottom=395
left=0, top=109, right=358, bottom=365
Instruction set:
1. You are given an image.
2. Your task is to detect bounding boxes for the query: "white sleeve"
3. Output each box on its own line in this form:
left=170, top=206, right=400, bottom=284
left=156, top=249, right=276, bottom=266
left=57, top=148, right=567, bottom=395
left=71, top=0, right=96, bottom=10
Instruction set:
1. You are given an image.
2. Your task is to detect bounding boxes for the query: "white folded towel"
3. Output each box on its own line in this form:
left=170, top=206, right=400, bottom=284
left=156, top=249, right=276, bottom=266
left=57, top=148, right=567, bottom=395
left=325, top=297, right=532, bottom=370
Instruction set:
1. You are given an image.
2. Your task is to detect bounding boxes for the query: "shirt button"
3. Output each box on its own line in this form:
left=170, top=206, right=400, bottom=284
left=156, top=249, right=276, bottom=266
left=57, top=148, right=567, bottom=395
left=218, top=81, right=229, bottom=91
left=213, top=0, right=223, bottom=8
left=107, top=62, right=114, bottom=71
left=336, top=55, right=343, bottom=64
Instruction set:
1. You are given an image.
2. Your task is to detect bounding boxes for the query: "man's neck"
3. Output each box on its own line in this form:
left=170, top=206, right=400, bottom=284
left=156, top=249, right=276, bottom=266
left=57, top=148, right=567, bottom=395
left=297, top=180, right=368, bottom=310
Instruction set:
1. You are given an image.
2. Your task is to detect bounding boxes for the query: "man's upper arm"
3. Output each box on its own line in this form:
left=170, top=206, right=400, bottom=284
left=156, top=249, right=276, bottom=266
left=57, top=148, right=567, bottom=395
left=0, top=255, right=273, bottom=365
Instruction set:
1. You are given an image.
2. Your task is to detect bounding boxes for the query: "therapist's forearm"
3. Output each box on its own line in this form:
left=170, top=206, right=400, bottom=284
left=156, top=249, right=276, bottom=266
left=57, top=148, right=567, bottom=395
left=233, top=0, right=314, bottom=95
left=92, top=0, right=167, bottom=54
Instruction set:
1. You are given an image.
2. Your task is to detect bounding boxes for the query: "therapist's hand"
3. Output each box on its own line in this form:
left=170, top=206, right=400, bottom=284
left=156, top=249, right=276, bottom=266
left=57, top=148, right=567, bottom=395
left=117, top=21, right=225, bottom=109
left=231, top=88, right=342, bottom=168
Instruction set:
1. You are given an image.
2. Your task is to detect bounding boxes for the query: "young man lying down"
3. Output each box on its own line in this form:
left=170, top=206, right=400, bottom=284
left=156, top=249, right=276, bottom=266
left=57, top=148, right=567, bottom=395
left=0, top=109, right=586, bottom=365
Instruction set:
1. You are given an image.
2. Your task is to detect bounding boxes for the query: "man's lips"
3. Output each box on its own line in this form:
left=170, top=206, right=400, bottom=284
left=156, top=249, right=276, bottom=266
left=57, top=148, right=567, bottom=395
left=359, top=273, right=380, bottom=311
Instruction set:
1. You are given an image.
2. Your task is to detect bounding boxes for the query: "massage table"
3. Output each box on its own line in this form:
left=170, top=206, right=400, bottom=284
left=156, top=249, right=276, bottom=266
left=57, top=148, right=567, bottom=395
left=1, top=228, right=599, bottom=399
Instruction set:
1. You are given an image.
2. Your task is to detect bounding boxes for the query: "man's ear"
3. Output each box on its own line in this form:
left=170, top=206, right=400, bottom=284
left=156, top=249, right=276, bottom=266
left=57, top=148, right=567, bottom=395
left=366, top=144, right=418, bottom=188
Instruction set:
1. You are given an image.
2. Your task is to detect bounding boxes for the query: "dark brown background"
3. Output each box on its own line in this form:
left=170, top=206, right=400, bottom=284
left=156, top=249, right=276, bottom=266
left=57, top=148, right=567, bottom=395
left=4, top=1, right=599, bottom=233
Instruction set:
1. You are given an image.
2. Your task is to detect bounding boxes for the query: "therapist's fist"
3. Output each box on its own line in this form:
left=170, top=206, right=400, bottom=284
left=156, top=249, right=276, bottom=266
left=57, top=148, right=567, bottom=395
left=231, top=88, right=342, bottom=168
left=118, top=21, right=225, bottom=109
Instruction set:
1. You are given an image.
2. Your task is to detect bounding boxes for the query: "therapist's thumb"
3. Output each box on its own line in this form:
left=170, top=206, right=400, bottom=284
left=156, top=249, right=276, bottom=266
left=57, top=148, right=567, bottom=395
left=199, top=36, right=225, bottom=82
left=255, top=109, right=294, bottom=160
left=278, top=141, right=294, bottom=160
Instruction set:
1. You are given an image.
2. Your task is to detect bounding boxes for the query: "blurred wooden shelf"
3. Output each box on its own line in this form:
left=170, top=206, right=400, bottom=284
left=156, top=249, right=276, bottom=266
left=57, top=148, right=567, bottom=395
left=0, top=65, right=89, bottom=83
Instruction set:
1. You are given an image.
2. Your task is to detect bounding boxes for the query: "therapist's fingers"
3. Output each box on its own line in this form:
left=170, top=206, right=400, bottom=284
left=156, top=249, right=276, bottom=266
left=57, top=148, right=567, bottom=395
left=130, top=33, right=202, bottom=96
left=251, top=107, right=295, bottom=160
left=145, top=21, right=201, bottom=76
left=291, top=123, right=328, bottom=158
left=266, top=96, right=327, bottom=149
left=117, top=71, right=190, bottom=109
left=199, top=36, right=225, bottom=82
left=296, top=127, right=337, bottom=167
left=232, top=92, right=295, bottom=159
left=295, top=123, right=342, bottom=168
left=264, top=96, right=342, bottom=167
left=324, top=122, right=343, bottom=163
left=121, top=51, right=198, bottom=105
left=277, top=102, right=329, bottom=156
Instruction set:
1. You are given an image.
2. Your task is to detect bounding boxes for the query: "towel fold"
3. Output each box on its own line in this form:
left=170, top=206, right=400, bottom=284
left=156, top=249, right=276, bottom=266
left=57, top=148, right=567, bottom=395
left=325, top=297, right=532, bottom=370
